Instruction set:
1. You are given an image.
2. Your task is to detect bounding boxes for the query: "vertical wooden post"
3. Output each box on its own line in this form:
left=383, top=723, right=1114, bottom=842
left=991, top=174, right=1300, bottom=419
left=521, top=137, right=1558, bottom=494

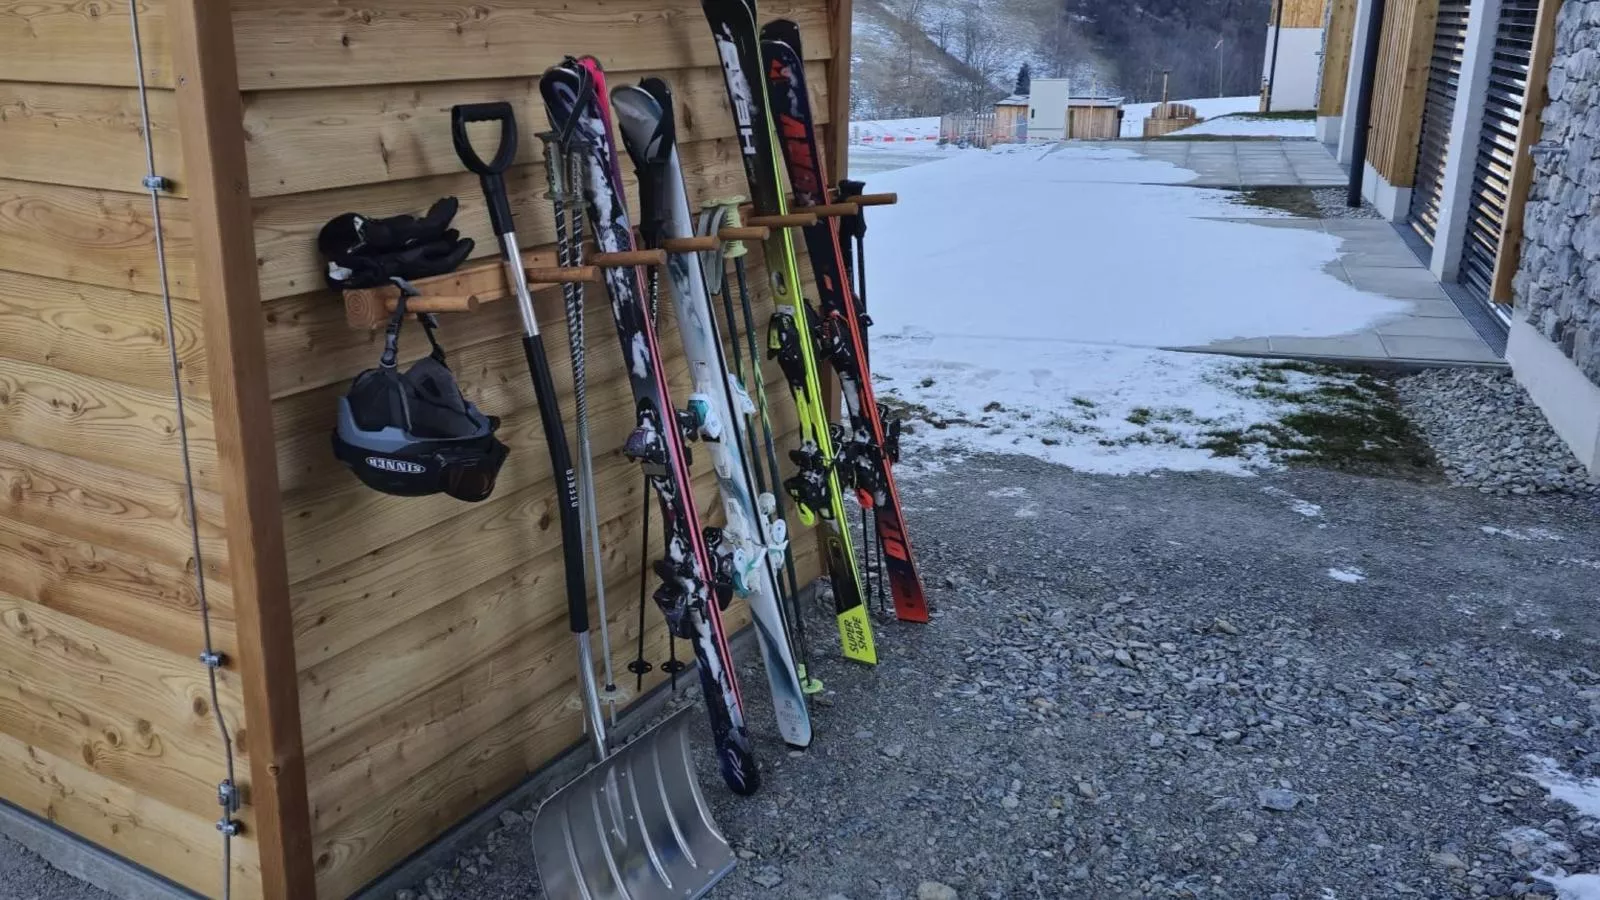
left=165, top=2, right=315, bottom=898
left=1492, top=0, right=1564, bottom=305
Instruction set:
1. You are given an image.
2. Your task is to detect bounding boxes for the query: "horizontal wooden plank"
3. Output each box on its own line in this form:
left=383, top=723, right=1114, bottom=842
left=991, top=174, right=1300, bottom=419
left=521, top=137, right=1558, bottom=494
left=0, top=181, right=194, bottom=299
left=0, top=270, right=208, bottom=398
left=0, top=513, right=235, bottom=664
left=0, top=438, right=228, bottom=580
left=231, top=0, right=831, bottom=91
left=0, top=356, right=218, bottom=492
left=0, top=82, right=186, bottom=196
left=241, top=61, right=827, bottom=198
left=297, top=555, right=564, bottom=753
left=0, top=0, right=173, bottom=88
left=0, top=593, right=248, bottom=823
left=251, top=135, right=745, bottom=300
left=0, top=729, right=261, bottom=899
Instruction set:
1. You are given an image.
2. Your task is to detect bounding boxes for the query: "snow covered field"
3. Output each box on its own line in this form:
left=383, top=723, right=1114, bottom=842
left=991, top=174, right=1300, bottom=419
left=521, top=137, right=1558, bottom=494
left=1174, top=113, right=1319, bottom=139
left=849, top=116, right=941, bottom=145
left=860, top=143, right=1412, bottom=476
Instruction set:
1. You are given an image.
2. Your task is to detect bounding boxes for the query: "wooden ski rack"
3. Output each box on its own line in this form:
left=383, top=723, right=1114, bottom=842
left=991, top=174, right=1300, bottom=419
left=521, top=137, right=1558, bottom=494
left=340, top=246, right=667, bottom=329
left=851, top=192, right=898, bottom=207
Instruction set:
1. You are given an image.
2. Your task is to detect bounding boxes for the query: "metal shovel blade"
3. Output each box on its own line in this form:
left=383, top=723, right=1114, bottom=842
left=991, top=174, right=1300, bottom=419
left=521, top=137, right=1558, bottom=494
left=532, top=706, right=735, bottom=900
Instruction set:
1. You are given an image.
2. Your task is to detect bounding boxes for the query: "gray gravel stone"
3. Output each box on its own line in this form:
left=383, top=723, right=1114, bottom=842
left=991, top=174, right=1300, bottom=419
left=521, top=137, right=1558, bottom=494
left=917, top=881, right=959, bottom=900
left=1397, top=368, right=1600, bottom=497
left=1311, top=187, right=1382, bottom=219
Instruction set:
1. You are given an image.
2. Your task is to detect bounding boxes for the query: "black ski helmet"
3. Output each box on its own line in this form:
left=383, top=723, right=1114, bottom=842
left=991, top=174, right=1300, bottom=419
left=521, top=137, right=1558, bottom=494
left=332, top=281, right=508, bottom=502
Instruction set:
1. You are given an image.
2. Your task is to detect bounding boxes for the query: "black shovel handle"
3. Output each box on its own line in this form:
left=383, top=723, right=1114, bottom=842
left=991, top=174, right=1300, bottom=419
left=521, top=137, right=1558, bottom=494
left=451, top=102, right=519, bottom=236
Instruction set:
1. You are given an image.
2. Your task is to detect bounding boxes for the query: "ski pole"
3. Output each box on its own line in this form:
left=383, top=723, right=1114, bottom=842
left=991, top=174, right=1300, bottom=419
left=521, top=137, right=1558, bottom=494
left=540, top=133, right=623, bottom=723
left=451, top=102, right=603, bottom=757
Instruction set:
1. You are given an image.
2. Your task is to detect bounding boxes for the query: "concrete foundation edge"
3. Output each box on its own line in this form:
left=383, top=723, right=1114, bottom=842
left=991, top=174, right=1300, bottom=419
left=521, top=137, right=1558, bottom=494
left=1507, top=318, right=1600, bottom=476
left=0, top=800, right=199, bottom=900
left=0, top=580, right=817, bottom=900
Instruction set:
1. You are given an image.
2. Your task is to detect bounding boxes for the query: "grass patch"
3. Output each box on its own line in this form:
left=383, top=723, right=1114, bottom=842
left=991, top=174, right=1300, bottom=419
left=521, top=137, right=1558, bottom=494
left=1201, top=363, right=1439, bottom=478
left=1235, top=110, right=1317, bottom=121
left=1236, top=186, right=1321, bottom=218
left=1126, top=407, right=1154, bottom=426
left=1071, top=396, right=1097, bottom=409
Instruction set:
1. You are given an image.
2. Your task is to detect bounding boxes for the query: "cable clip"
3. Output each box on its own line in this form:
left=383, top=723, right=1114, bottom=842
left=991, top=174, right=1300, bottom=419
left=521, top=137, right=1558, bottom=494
left=199, top=650, right=226, bottom=669
left=216, top=779, right=242, bottom=836
left=142, top=174, right=171, bottom=192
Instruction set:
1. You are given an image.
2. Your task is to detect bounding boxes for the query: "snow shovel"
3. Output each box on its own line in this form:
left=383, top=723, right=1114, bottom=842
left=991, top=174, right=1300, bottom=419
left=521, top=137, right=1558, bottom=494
left=523, top=110, right=736, bottom=900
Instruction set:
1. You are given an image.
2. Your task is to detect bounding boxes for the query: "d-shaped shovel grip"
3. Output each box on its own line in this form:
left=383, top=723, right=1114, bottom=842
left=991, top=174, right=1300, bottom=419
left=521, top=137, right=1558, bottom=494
left=451, top=102, right=519, bottom=237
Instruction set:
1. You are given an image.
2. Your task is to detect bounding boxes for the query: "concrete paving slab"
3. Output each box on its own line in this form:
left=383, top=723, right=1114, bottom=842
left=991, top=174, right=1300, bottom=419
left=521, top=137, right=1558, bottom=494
left=1334, top=244, right=1429, bottom=269
left=1374, top=316, right=1485, bottom=340
left=1345, top=266, right=1451, bottom=299
left=1403, top=298, right=1470, bottom=318
left=1321, top=219, right=1404, bottom=236
left=1268, top=332, right=1391, bottom=358
left=1378, top=333, right=1506, bottom=364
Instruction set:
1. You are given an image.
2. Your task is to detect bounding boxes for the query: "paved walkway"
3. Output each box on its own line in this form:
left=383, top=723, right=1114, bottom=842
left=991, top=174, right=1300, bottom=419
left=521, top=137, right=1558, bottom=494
left=1115, top=138, right=1351, bottom=188
left=1180, top=217, right=1504, bottom=366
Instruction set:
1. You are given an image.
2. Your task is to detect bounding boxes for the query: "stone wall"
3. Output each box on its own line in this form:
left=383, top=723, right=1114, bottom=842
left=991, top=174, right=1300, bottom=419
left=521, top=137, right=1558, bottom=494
left=1514, top=0, right=1600, bottom=385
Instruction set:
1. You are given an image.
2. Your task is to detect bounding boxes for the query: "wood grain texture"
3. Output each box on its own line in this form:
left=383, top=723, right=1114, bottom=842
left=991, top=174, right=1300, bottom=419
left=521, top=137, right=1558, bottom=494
left=0, top=180, right=195, bottom=298
left=827, top=0, right=854, bottom=180
left=251, top=136, right=748, bottom=301
left=0, top=438, right=228, bottom=581
left=0, top=593, right=246, bottom=818
left=0, top=82, right=186, bottom=196
left=230, top=0, right=830, bottom=91
left=1319, top=0, right=1358, bottom=116
left=1367, top=0, right=1440, bottom=186
left=242, top=62, right=826, bottom=198
left=0, top=270, right=208, bottom=398
left=0, top=356, right=218, bottom=490
left=167, top=1, right=315, bottom=895
left=0, top=729, right=262, bottom=900
left=0, top=513, right=235, bottom=663
left=1492, top=0, right=1561, bottom=305
left=0, top=0, right=173, bottom=88
left=1280, top=0, right=1328, bottom=28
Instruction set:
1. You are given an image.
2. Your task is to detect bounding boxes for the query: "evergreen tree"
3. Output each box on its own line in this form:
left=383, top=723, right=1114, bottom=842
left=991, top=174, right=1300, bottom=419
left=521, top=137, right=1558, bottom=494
left=1014, top=62, right=1032, bottom=96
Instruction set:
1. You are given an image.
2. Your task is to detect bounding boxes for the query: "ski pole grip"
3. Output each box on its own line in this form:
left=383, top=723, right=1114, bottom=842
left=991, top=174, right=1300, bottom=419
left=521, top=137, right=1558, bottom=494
left=451, top=102, right=520, bottom=235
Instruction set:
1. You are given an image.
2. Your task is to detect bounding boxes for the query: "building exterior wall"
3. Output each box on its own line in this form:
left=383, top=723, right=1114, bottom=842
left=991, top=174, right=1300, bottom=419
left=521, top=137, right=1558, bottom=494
left=1265, top=26, right=1328, bottom=110
left=0, top=2, right=265, bottom=897
left=1510, top=0, right=1600, bottom=474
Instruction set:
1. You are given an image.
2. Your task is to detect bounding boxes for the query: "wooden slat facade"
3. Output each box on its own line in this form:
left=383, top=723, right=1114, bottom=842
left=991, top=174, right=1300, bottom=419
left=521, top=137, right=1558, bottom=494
left=1319, top=0, right=1360, bottom=116
left=1280, top=0, right=1330, bottom=29
left=1367, top=0, right=1444, bottom=187
left=2, top=0, right=847, bottom=897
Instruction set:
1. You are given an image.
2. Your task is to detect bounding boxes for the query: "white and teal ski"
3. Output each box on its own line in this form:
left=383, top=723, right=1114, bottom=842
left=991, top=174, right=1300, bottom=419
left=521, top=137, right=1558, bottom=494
left=612, top=77, right=813, bottom=749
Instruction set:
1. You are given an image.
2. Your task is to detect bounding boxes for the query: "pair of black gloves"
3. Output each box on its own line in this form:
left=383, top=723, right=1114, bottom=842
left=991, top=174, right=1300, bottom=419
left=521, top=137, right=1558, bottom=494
left=318, top=197, right=475, bottom=291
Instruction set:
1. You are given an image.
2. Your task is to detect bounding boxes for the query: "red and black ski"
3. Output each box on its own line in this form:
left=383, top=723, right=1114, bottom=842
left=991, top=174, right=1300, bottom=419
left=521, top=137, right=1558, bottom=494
left=760, top=24, right=929, bottom=623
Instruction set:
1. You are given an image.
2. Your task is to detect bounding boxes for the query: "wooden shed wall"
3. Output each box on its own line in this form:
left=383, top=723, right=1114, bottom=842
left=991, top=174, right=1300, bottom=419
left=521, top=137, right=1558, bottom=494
left=0, top=2, right=263, bottom=898
left=227, top=2, right=835, bottom=896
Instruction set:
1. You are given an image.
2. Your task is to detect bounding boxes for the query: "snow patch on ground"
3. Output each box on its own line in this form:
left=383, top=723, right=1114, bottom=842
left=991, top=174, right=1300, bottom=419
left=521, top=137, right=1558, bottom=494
left=875, top=338, right=1318, bottom=475
left=1539, top=872, right=1600, bottom=899
left=1291, top=499, right=1323, bottom=517
left=1326, top=567, right=1366, bottom=584
left=1174, top=114, right=1318, bottom=138
left=865, top=144, right=1407, bottom=350
left=986, top=486, right=1029, bottom=499
left=1525, top=757, right=1600, bottom=819
left=1481, top=525, right=1567, bottom=542
left=851, top=116, right=941, bottom=143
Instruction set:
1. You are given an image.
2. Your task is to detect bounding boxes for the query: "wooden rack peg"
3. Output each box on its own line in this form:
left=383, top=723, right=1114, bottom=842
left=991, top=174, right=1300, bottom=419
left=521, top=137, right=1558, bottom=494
left=792, top=202, right=860, bottom=218
left=718, top=225, right=771, bottom=241
left=661, top=236, right=721, bottom=253
left=745, top=212, right=818, bottom=228
left=588, top=249, right=668, bottom=268
left=853, top=192, right=899, bottom=207
left=342, top=249, right=600, bottom=329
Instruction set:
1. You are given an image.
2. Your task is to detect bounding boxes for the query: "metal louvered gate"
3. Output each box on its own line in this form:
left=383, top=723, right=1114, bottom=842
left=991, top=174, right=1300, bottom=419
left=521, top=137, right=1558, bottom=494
left=1409, top=0, right=1473, bottom=245
left=1459, top=0, right=1540, bottom=311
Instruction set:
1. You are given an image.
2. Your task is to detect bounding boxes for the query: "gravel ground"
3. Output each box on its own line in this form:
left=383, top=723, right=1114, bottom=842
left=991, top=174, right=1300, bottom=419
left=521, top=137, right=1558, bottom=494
left=0, top=835, right=112, bottom=900
left=1311, top=187, right=1382, bottom=219
left=1399, top=368, right=1600, bottom=498
left=425, top=449, right=1600, bottom=900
